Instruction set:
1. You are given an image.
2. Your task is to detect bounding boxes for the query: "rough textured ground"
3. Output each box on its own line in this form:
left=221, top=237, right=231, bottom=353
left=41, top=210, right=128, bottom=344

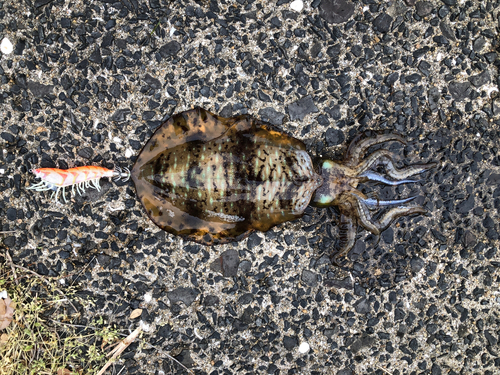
left=1, top=0, right=499, bottom=374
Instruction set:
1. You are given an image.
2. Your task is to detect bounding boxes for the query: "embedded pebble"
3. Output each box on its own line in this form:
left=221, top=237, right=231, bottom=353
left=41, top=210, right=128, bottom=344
left=258, top=107, right=285, bottom=125
left=298, top=342, right=310, bottom=354
left=319, top=0, right=355, bottom=24
left=287, top=95, right=319, bottom=121
left=290, top=0, right=304, bottom=12
left=0, top=37, right=13, bottom=54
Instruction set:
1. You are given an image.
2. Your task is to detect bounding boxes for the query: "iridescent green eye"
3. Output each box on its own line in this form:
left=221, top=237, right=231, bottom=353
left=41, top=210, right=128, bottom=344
left=322, top=160, right=334, bottom=169
left=318, top=194, right=333, bottom=205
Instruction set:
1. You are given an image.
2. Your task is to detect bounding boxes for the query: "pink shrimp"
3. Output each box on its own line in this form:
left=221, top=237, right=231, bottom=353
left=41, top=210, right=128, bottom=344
left=27, top=166, right=130, bottom=203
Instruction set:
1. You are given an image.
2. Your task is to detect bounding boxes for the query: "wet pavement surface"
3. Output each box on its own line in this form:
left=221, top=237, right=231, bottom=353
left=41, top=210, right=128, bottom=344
left=0, top=0, right=499, bottom=374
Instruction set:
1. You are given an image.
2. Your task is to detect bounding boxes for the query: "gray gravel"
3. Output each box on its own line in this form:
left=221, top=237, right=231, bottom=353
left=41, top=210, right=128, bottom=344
left=1, top=0, right=499, bottom=374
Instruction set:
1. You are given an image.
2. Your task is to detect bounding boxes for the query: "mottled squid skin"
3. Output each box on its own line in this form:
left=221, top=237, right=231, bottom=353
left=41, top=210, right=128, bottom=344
left=132, top=107, right=436, bottom=258
left=132, top=108, right=322, bottom=245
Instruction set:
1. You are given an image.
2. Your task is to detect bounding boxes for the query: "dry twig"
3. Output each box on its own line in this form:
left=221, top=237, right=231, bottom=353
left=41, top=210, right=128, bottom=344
left=4, top=251, right=18, bottom=286
left=96, top=327, right=142, bottom=375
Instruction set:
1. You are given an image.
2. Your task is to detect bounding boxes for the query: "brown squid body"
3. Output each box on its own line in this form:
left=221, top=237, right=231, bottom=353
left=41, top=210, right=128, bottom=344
left=131, top=108, right=435, bottom=258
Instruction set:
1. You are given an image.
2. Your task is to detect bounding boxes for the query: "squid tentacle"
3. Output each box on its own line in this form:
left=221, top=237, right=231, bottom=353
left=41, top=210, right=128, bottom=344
left=376, top=206, right=427, bottom=231
left=335, top=214, right=356, bottom=259
left=354, top=150, right=436, bottom=180
left=345, top=133, right=406, bottom=167
left=332, top=192, right=428, bottom=260
left=355, top=197, right=380, bottom=235
left=362, top=196, right=417, bottom=207
left=359, top=171, right=422, bottom=185
left=356, top=194, right=427, bottom=236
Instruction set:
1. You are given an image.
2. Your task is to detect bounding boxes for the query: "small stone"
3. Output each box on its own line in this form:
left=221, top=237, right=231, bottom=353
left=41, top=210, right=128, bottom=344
left=326, top=105, right=341, bottom=120
left=167, top=287, right=199, bottom=307
left=410, top=257, right=425, bottom=272
left=220, top=249, right=239, bottom=277
left=143, top=74, right=161, bottom=90
left=484, top=52, right=497, bottom=64
left=355, top=298, right=371, bottom=314
left=270, top=16, right=282, bottom=28
left=290, top=0, right=304, bottom=12
left=142, top=111, right=155, bottom=121
left=493, top=101, right=500, bottom=116
left=282, top=9, right=298, bottom=20
left=238, top=260, right=252, bottom=273
left=7, top=208, right=17, bottom=221
left=37, top=263, right=49, bottom=275
left=14, top=39, right=25, bottom=55
left=426, top=323, right=438, bottom=334
left=463, top=230, right=477, bottom=248
left=258, top=90, right=272, bottom=102
left=301, top=269, right=318, bottom=287
left=109, top=81, right=121, bottom=98
left=287, top=95, right=319, bottom=121
left=105, top=19, right=116, bottom=30
left=247, top=233, right=263, bottom=249
left=469, top=70, right=490, bottom=88
left=200, top=86, right=211, bottom=97
left=60, top=18, right=71, bottom=28
left=456, top=194, right=474, bottom=213
left=89, top=48, right=102, bottom=64
left=419, top=61, right=431, bottom=77
left=159, top=41, right=181, bottom=58
left=174, top=350, right=194, bottom=368
left=34, top=0, right=54, bottom=7
left=220, top=104, right=232, bottom=118
left=473, top=37, right=486, bottom=52
left=3, top=236, right=15, bottom=247
left=298, top=342, right=310, bottom=353
left=203, top=295, right=220, bottom=306
left=486, top=173, right=500, bottom=185
left=319, top=0, right=355, bottom=24
left=259, top=107, right=285, bottom=125
left=109, top=108, right=131, bottom=122
left=428, top=87, right=440, bottom=111
left=448, top=81, right=471, bottom=101
left=324, top=128, right=345, bottom=147
left=385, top=72, right=399, bottom=85
left=129, top=140, right=142, bottom=150
left=439, top=22, right=456, bottom=41
left=433, top=35, right=449, bottom=45
left=0, top=37, right=13, bottom=54
left=326, top=44, right=341, bottom=58
left=373, top=13, right=393, bottom=33
left=28, top=81, right=54, bottom=97
left=78, top=147, right=94, bottom=160
left=406, top=73, right=421, bottom=84
left=437, top=5, right=449, bottom=17
left=283, top=336, right=298, bottom=350
left=157, top=324, right=172, bottom=338
left=1, top=132, right=15, bottom=143
left=415, top=1, right=433, bottom=16
left=238, top=293, right=254, bottom=305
